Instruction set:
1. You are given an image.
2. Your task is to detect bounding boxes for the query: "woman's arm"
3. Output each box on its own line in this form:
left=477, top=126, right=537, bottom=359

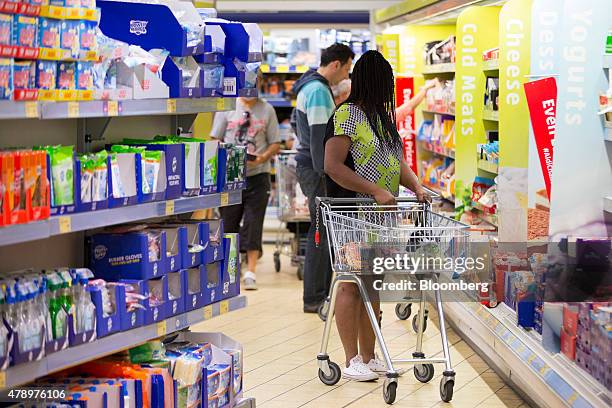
left=396, top=78, right=440, bottom=124
left=400, top=158, right=430, bottom=202
left=325, top=136, right=396, bottom=205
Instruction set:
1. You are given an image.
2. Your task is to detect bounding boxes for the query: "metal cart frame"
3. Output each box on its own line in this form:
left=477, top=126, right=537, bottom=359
left=314, top=197, right=469, bottom=404
left=272, top=150, right=310, bottom=279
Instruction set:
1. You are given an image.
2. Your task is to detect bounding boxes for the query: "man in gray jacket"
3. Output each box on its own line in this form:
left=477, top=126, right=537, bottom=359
left=293, top=43, right=354, bottom=312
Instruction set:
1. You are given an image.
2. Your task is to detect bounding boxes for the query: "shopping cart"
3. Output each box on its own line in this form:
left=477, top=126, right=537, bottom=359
left=272, top=150, right=311, bottom=280
left=314, top=197, right=469, bottom=404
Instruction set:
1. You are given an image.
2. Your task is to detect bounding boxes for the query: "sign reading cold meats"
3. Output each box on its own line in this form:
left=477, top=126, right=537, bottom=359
left=525, top=0, right=562, bottom=242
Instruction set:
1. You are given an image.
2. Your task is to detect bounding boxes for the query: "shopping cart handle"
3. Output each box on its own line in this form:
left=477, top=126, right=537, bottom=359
left=278, top=150, right=298, bottom=155
left=316, top=195, right=435, bottom=206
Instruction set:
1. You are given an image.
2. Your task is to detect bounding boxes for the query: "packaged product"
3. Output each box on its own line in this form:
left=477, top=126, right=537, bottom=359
left=13, top=61, right=35, bottom=90
left=60, top=20, right=79, bottom=59
left=80, top=0, right=96, bottom=9
left=57, top=62, right=76, bottom=90
left=50, top=0, right=80, bottom=7
left=233, top=58, right=260, bottom=89
left=171, top=56, right=200, bottom=88
left=201, top=63, right=224, bottom=89
left=128, top=341, right=166, bottom=364
left=79, top=154, right=94, bottom=203
left=38, top=17, right=61, bottom=49
left=0, top=14, right=12, bottom=46
left=73, top=269, right=96, bottom=334
left=206, top=368, right=220, bottom=396
left=46, top=145, right=75, bottom=206
left=91, top=150, right=108, bottom=202
left=36, top=60, right=57, bottom=90
left=110, top=144, right=148, bottom=196
left=0, top=58, right=11, bottom=100
left=79, top=20, right=96, bottom=51
left=75, top=61, right=93, bottom=90
left=12, top=15, right=37, bottom=48
left=142, top=150, right=162, bottom=195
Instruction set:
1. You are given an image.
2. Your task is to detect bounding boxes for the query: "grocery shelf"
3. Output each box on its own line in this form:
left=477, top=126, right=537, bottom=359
left=0, top=97, right=236, bottom=120
left=422, top=63, right=455, bottom=74
left=422, top=109, right=455, bottom=116
left=483, top=109, right=500, bottom=122
left=0, top=190, right=243, bottom=247
left=604, top=196, right=612, bottom=213
left=0, top=295, right=247, bottom=390
left=477, top=159, right=499, bottom=174
left=482, top=59, right=500, bottom=71
left=420, top=141, right=455, bottom=159
left=262, top=96, right=296, bottom=108
left=260, top=64, right=312, bottom=74
left=444, top=301, right=611, bottom=408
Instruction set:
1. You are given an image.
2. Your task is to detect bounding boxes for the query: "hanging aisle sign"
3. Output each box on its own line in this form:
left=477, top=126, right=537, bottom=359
left=524, top=77, right=557, bottom=201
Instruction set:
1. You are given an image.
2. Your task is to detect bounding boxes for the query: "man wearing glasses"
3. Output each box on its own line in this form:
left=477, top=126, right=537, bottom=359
left=211, top=96, right=281, bottom=290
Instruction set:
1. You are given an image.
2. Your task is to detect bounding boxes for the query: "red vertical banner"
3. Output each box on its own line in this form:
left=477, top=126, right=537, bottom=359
left=524, top=77, right=557, bottom=200
left=395, top=76, right=417, bottom=173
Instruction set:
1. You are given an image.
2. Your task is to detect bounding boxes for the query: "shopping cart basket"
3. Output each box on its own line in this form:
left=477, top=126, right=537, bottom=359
left=273, top=150, right=310, bottom=280
left=315, top=197, right=469, bottom=404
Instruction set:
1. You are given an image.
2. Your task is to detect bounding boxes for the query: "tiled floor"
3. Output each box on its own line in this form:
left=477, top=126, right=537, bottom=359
left=192, top=246, right=530, bottom=408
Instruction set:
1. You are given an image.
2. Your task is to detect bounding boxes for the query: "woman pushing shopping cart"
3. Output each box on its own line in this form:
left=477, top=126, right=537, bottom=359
left=315, top=50, right=468, bottom=404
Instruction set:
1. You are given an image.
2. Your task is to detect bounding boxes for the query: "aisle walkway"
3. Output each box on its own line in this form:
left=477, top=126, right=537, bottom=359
left=193, top=247, right=530, bottom=408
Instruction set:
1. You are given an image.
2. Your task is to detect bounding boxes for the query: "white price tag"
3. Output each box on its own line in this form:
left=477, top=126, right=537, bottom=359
left=223, top=78, right=237, bottom=96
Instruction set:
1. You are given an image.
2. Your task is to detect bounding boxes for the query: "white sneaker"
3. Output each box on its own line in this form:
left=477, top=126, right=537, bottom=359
left=242, top=271, right=257, bottom=290
left=343, top=355, right=378, bottom=381
left=367, top=355, right=406, bottom=376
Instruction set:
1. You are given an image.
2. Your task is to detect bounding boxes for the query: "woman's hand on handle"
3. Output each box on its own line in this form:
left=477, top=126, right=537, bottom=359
left=415, top=186, right=432, bottom=203
left=373, top=188, right=396, bottom=205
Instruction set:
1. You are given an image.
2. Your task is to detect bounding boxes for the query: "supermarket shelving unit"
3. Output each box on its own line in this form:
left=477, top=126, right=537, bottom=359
left=374, top=1, right=611, bottom=408
left=0, top=93, right=254, bottom=403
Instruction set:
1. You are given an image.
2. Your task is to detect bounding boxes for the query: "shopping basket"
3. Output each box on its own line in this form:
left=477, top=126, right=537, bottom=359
left=314, top=196, right=469, bottom=404
left=272, top=150, right=310, bottom=280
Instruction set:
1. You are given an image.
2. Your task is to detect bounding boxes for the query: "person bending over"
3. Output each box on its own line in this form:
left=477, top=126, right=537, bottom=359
left=323, top=50, right=430, bottom=381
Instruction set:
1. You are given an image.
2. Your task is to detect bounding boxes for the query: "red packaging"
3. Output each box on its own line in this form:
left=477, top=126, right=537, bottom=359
left=0, top=152, right=10, bottom=226
left=28, top=150, right=50, bottom=221
left=10, top=151, right=29, bottom=224
left=560, top=327, right=577, bottom=360
left=563, top=303, right=579, bottom=336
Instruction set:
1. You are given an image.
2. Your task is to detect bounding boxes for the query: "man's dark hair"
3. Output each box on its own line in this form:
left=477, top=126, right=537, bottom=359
left=320, top=43, right=355, bottom=67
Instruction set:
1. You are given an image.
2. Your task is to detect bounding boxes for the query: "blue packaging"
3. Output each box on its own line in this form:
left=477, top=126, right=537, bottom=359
left=183, top=266, right=206, bottom=312
left=0, top=14, right=12, bottom=46
left=0, top=58, right=12, bottom=100
left=76, top=61, right=93, bottom=90
left=12, top=15, right=37, bottom=48
left=163, top=221, right=208, bottom=269
left=167, top=269, right=186, bottom=316
left=39, top=17, right=60, bottom=49
left=36, top=60, right=57, bottom=90
left=79, top=20, right=96, bottom=51
left=221, top=234, right=240, bottom=300
left=60, top=20, right=79, bottom=58
left=90, top=230, right=168, bottom=280
left=203, top=261, right=223, bottom=306
left=89, top=283, right=121, bottom=338
left=116, top=280, right=145, bottom=331
left=57, top=62, right=76, bottom=90
left=204, top=219, right=225, bottom=264
left=126, top=276, right=169, bottom=325
left=13, top=60, right=35, bottom=90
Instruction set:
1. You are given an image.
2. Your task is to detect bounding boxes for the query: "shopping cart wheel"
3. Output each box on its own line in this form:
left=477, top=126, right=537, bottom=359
left=383, top=379, right=397, bottom=404
left=412, top=311, right=428, bottom=333
left=414, top=363, right=434, bottom=383
left=395, top=303, right=412, bottom=320
left=317, top=300, right=329, bottom=321
left=440, top=378, right=454, bottom=402
left=297, top=264, right=304, bottom=280
left=274, top=252, right=281, bottom=273
left=318, top=361, right=341, bottom=386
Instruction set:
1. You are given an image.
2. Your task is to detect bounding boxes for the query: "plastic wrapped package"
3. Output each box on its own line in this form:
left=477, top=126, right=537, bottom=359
left=13, top=15, right=37, bottom=48
left=39, top=17, right=60, bottom=49
left=0, top=58, right=12, bottom=100
left=13, top=61, right=36, bottom=90
left=201, top=63, right=224, bottom=89
left=0, top=14, right=11, bottom=46
left=57, top=62, right=76, bottom=90
left=233, top=58, right=260, bottom=89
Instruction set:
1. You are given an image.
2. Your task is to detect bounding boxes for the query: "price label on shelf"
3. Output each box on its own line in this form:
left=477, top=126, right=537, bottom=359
left=165, top=200, right=175, bottom=216
left=0, top=371, right=5, bottom=388
left=156, top=320, right=167, bottom=336
left=276, top=65, right=289, bottom=73
left=67, top=101, right=79, bottom=118
left=216, top=98, right=225, bottom=111
left=105, top=101, right=119, bottom=117
left=220, top=192, right=229, bottom=207
left=220, top=300, right=229, bottom=315
left=203, top=305, right=213, bottom=320
left=167, top=99, right=176, bottom=113
left=58, top=216, right=71, bottom=233
left=25, top=101, right=38, bottom=118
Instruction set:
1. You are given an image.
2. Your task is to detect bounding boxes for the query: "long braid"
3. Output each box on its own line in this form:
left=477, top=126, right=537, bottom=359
left=344, top=50, right=401, bottom=150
